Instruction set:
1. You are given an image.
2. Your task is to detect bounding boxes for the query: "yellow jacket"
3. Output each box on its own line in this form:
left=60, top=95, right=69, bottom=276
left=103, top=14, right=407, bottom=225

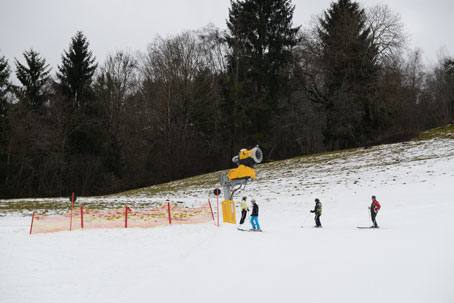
left=240, top=199, right=248, bottom=211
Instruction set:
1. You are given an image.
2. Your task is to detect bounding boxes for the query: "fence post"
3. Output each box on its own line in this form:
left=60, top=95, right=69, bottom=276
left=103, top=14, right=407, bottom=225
left=124, top=206, right=132, bottom=228
left=125, top=207, right=128, bottom=228
left=70, top=192, right=75, bottom=231
left=167, top=202, right=172, bottom=224
left=80, top=207, right=84, bottom=229
left=30, top=212, right=35, bottom=235
left=216, top=187, right=220, bottom=227
left=208, top=200, right=215, bottom=222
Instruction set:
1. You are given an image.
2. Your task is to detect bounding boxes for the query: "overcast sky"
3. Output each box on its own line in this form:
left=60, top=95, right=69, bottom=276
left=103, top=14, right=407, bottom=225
left=1, top=0, right=453, bottom=76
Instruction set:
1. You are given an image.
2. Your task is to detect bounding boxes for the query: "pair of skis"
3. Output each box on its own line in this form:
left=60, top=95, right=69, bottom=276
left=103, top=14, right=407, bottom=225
left=299, top=226, right=381, bottom=229
left=238, top=228, right=263, bottom=232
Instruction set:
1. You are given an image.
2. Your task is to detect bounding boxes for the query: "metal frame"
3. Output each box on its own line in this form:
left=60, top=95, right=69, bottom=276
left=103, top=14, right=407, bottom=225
left=220, top=173, right=249, bottom=201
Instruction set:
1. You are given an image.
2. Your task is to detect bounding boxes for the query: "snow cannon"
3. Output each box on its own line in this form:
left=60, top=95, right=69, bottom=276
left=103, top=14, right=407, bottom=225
left=229, top=146, right=263, bottom=180
left=220, top=146, right=263, bottom=203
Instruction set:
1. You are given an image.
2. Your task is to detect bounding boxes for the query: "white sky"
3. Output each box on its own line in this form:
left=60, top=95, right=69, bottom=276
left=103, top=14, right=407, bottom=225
left=1, top=0, right=453, bottom=75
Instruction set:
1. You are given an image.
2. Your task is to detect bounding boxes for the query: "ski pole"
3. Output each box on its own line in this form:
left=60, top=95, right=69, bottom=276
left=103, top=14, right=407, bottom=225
left=301, top=211, right=311, bottom=227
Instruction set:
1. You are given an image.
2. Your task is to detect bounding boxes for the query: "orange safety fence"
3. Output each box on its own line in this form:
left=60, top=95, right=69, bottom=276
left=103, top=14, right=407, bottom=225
left=30, top=201, right=215, bottom=234
left=30, top=209, right=83, bottom=234
left=125, top=204, right=169, bottom=229
left=170, top=202, right=214, bottom=224
left=82, top=208, right=128, bottom=230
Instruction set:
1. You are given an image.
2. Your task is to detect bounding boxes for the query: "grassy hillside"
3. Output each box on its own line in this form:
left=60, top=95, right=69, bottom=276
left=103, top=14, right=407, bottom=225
left=1, top=124, right=453, bottom=216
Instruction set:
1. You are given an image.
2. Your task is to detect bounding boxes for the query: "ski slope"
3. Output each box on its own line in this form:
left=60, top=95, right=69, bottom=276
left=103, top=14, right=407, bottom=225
left=1, top=128, right=454, bottom=303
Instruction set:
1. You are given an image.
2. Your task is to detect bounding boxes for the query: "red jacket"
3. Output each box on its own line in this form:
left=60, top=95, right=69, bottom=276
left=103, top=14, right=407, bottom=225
left=371, top=200, right=381, bottom=212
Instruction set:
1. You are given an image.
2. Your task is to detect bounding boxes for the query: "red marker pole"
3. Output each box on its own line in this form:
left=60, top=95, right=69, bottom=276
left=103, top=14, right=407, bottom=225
left=167, top=202, right=172, bottom=224
left=30, top=212, right=35, bottom=235
left=208, top=200, right=215, bottom=222
left=125, top=206, right=128, bottom=228
left=80, top=207, right=84, bottom=229
left=125, top=206, right=132, bottom=228
left=70, top=192, right=75, bottom=231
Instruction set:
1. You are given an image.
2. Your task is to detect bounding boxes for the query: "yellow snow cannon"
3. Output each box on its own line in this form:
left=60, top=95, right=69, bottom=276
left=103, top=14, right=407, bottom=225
left=218, top=146, right=263, bottom=224
left=229, top=146, right=263, bottom=180
left=228, top=165, right=256, bottom=180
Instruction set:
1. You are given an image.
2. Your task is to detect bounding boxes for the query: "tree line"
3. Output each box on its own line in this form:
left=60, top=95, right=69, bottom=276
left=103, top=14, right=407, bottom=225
left=0, top=0, right=453, bottom=198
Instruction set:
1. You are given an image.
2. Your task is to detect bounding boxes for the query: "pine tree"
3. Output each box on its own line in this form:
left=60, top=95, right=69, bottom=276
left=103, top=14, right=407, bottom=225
left=317, top=0, right=379, bottom=149
left=57, top=31, right=97, bottom=110
left=445, top=58, right=454, bottom=76
left=225, top=0, right=300, bottom=142
left=442, top=58, right=454, bottom=122
left=0, top=55, right=10, bottom=116
left=0, top=55, right=8, bottom=196
left=14, top=49, right=51, bottom=110
left=0, top=55, right=9, bottom=94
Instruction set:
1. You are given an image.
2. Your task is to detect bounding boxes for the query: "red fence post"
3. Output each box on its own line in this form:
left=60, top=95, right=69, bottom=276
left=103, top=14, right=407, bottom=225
left=80, top=207, right=84, bottom=229
left=30, top=212, right=35, bottom=235
left=167, top=202, right=172, bottom=224
left=125, top=207, right=128, bottom=228
left=125, top=206, right=132, bottom=228
left=70, top=192, right=75, bottom=231
left=208, top=200, right=215, bottom=222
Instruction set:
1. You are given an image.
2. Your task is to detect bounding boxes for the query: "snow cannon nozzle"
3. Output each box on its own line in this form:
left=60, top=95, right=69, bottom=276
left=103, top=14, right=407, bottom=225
left=232, top=146, right=263, bottom=168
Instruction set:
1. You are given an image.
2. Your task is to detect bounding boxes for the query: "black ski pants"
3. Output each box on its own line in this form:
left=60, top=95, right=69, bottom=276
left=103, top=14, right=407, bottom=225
left=371, top=211, right=378, bottom=228
left=314, top=214, right=322, bottom=227
left=239, top=209, right=247, bottom=225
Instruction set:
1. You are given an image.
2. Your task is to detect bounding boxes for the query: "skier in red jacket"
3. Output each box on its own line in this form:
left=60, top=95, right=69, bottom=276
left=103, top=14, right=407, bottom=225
left=369, top=195, right=381, bottom=228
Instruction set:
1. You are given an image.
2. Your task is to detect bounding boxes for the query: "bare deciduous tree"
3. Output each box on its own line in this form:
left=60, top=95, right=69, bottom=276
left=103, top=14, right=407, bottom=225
left=366, top=4, right=408, bottom=64
left=141, top=32, right=223, bottom=179
left=96, top=50, right=139, bottom=136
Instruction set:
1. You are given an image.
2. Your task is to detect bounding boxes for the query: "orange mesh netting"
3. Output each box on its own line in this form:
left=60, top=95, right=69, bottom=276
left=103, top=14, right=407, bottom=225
left=82, top=208, right=127, bottom=230
left=30, top=202, right=214, bottom=234
left=127, top=204, right=169, bottom=228
left=170, top=202, right=214, bottom=224
left=31, top=209, right=82, bottom=234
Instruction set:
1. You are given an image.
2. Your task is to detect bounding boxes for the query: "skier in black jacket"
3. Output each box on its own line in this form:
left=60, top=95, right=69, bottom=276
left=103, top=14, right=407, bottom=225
left=310, top=198, right=322, bottom=228
left=250, top=199, right=261, bottom=231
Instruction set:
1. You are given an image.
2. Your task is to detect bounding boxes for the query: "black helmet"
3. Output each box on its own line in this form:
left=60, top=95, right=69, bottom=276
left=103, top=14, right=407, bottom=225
left=315, top=198, right=320, bottom=202
left=372, top=195, right=376, bottom=200
left=242, top=196, right=247, bottom=200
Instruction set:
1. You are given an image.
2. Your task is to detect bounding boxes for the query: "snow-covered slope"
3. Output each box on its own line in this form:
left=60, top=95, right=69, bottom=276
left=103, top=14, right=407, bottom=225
left=1, top=126, right=453, bottom=303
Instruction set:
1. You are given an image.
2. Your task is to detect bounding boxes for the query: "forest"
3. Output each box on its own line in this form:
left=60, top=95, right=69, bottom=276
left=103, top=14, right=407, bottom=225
left=0, top=0, right=453, bottom=198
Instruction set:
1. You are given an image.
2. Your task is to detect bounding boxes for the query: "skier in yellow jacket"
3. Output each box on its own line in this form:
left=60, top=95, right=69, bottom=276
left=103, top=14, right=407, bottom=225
left=237, top=196, right=249, bottom=230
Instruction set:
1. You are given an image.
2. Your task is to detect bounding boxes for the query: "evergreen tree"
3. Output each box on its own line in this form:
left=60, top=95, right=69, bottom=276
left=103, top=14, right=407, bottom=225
left=57, top=31, right=97, bottom=110
left=0, top=55, right=10, bottom=196
left=14, top=49, right=51, bottom=110
left=0, top=55, right=10, bottom=119
left=0, top=55, right=9, bottom=101
left=445, top=58, right=454, bottom=76
left=317, top=0, right=379, bottom=149
left=442, top=57, right=454, bottom=122
left=225, top=0, right=300, bottom=143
